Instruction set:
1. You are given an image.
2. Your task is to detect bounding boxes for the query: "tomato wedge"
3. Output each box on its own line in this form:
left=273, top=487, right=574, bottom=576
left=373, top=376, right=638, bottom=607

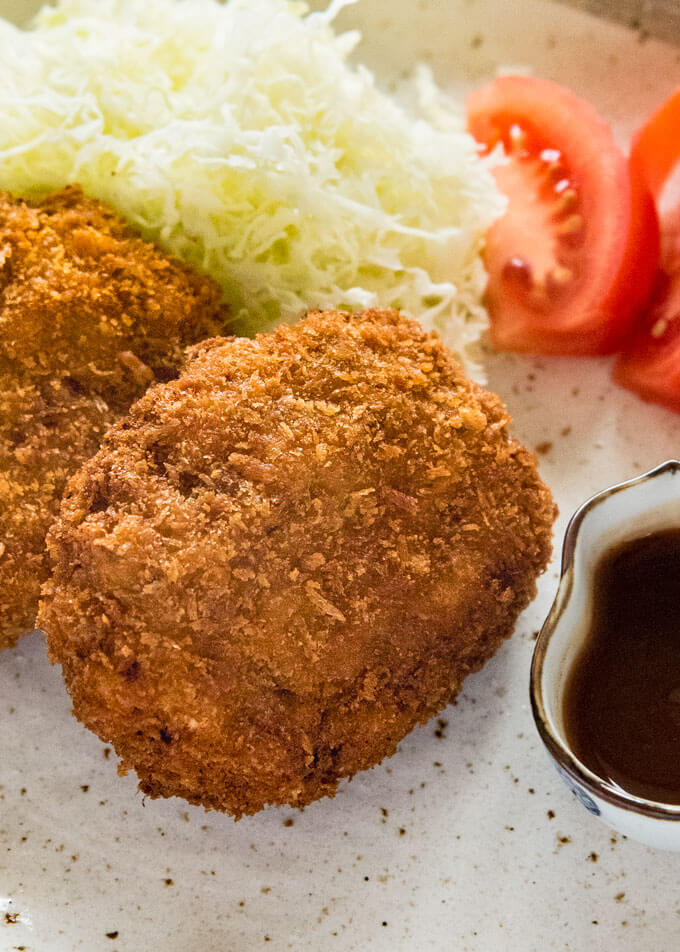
left=616, top=86, right=680, bottom=411
left=467, top=76, right=659, bottom=355
left=630, top=87, right=680, bottom=202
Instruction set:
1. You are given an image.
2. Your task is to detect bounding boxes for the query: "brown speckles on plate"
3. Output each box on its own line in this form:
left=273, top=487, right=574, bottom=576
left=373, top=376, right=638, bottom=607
left=434, top=719, right=448, bottom=739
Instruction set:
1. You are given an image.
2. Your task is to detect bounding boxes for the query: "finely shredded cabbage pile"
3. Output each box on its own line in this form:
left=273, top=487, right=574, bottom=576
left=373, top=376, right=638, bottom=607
left=0, top=0, right=504, bottom=371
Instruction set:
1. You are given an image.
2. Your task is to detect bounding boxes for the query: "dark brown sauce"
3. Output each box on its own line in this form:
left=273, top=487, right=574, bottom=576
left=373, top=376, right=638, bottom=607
left=563, top=528, right=680, bottom=804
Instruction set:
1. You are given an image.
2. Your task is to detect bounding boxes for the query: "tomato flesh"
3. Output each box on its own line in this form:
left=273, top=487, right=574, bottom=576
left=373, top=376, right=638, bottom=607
left=614, top=270, right=680, bottom=413
left=467, top=76, right=659, bottom=355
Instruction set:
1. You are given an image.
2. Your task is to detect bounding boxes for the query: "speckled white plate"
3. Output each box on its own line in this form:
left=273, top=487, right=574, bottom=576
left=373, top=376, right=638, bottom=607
left=2, top=1, right=680, bottom=950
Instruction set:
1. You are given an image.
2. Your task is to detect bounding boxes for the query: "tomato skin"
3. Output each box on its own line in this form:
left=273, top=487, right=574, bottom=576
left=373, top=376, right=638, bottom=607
left=467, top=76, right=660, bottom=356
left=614, top=270, right=680, bottom=413
left=630, top=87, right=680, bottom=200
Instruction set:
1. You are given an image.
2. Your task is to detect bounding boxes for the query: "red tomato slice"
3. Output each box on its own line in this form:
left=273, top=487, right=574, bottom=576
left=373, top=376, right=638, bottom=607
left=615, top=87, right=680, bottom=412
left=630, top=87, right=680, bottom=201
left=467, top=75, right=659, bottom=355
left=614, top=270, right=680, bottom=413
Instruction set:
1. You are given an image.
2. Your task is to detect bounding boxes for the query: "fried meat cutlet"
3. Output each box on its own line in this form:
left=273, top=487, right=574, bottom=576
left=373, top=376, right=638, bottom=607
left=0, top=186, right=228, bottom=650
left=39, top=308, right=556, bottom=816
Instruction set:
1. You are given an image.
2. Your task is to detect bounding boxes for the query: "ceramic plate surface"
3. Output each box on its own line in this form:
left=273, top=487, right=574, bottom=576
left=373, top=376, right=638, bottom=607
left=2, top=1, right=680, bottom=950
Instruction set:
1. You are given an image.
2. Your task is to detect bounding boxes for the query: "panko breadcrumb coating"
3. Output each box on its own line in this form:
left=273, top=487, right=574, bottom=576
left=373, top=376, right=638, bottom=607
left=0, top=186, right=228, bottom=649
left=40, top=309, right=556, bottom=817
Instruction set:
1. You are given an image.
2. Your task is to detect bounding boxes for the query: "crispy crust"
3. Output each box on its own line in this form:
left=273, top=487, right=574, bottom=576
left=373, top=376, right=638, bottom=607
left=0, top=186, right=228, bottom=648
left=40, top=308, right=556, bottom=816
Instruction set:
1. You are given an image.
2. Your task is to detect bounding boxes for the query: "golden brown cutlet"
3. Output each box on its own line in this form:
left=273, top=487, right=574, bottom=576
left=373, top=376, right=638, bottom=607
left=0, top=185, right=228, bottom=650
left=40, top=308, right=556, bottom=816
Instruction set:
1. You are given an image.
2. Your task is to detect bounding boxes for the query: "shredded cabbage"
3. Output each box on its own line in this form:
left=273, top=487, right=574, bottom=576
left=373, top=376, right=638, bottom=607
left=0, top=0, right=504, bottom=372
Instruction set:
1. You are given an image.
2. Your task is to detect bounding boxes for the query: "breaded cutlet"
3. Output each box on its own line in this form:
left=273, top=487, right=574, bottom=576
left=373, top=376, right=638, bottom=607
left=0, top=185, right=228, bottom=649
left=40, top=308, right=556, bottom=815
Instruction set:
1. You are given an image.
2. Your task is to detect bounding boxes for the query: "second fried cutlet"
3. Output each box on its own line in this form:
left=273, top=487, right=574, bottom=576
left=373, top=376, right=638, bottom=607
left=0, top=185, right=229, bottom=650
